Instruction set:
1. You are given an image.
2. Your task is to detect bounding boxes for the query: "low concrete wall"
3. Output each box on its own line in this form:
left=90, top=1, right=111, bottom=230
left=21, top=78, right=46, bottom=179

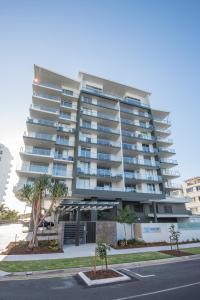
left=117, top=223, right=134, bottom=240
left=96, top=222, right=117, bottom=246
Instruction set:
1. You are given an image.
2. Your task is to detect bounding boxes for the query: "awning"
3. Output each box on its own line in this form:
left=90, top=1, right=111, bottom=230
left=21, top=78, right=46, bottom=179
left=59, top=200, right=119, bottom=212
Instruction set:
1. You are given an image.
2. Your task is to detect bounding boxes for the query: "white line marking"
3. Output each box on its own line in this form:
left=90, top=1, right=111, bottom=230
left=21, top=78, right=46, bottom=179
left=113, top=280, right=200, bottom=300
left=122, top=269, right=155, bottom=278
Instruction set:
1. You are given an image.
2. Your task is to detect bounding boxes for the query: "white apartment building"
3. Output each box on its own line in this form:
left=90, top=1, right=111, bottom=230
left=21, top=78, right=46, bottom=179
left=15, top=65, right=189, bottom=223
left=183, top=177, right=200, bottom=214
left=0, top=144, right=13, bottom=203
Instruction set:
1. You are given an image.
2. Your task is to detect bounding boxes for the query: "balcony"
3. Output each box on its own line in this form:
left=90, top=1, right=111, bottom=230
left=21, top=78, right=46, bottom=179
left=33, top=81, right=61, bottom=92
left=54, top=154, right=74, bottom=162
left=60, top=102, right=77, bottom=110
left=30, top=104, right=59, bottom=115
left=156, top=137, right=173, bottom=145
left=33, top=92, right=61, bottom=103
left=76, top=184, right=123, bottom=192
left=124, top=172, right=162, bottom=182
left=78, top=151, right=121, bottom=163
left=52, top=169, right=72, bottom=178
left=80, top=124, right=119, bottom=135
left=59, top=113, right=76, bottom=122
left=27, top=118, right=57, bottom=128
left=121, top=118, right=153, bottom=130
left=154, top=118, right=171, bottom=125
left=122, top=97, right=150, bottom=109
left=77, top=168, right=123, bottom=180
left=57, top=125, right=75, bottom=134
left=23, top=132, right=56, bottom=143
left=164, top=183, right=182, bottom=190
left=154, top=127, right=171, bottom=134
left=161, top=170, right=180, bottom=177
left=81, top=109, right=119, bottom=122
left=160, top=158, right=178, bottom=165
left=17, top=165, right=50, bottom=175
left=81, top=96, right=119, bottom=111
left=79, top=136, right=121, bottom=148
left=55, top=139, right=74, bottom=147
left=158, top=147, right=176, bottom=155
left=122, top=130, right=156, bottom=142
left=120, top=107, right=151, bottom=118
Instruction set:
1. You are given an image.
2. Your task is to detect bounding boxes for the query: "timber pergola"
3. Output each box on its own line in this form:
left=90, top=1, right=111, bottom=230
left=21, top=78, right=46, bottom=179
left=59, top=200, right=119, bottom=246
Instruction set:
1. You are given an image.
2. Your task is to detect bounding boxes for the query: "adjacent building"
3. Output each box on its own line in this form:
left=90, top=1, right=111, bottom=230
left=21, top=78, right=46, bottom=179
left=0, top=144, right=13, bottom=203
left=183, top=177, right=200, bottom=215
left=15, top=65, right=190, bottom=223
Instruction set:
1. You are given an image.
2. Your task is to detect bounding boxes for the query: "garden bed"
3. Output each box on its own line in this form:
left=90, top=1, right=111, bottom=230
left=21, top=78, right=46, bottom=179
left=79, top=269, right=130, bottom=286
left=2, top=240, right=63, bottom=255
left=159, top=250, right=193, bottom=257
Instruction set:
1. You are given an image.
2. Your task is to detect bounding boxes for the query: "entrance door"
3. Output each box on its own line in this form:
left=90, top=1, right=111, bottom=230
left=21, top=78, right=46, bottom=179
left=86, top=222, right=96, bottom=243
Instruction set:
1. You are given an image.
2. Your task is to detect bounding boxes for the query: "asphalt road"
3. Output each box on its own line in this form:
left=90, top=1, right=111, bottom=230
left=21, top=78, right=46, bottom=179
left=1, top=259, right=200, bottom=300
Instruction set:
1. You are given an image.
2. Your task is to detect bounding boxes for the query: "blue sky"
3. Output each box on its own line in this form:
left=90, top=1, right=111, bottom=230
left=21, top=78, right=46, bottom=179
left=0, top=0, right=199, bottom=211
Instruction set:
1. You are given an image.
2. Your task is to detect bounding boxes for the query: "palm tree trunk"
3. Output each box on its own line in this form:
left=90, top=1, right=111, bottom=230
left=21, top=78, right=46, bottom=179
left=124, top=223, right=127, bottom=244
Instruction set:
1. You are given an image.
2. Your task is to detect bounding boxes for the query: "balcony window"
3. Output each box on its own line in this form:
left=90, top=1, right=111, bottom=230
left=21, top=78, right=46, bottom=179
left=29, top=162, right=49, bottom=173
left=62, top=89, right=73, bottom=96
left=147, top=183, right=155, bottom=192
left=32, top=147, right=51, bottom=156
left=61, top=100, right=72, bottom=108
left=80, top=147, right=91, bottom=158
left=86, top=84, right=102, bottom=93
left=77, top=178, right=90, bottom=189
left=164, top=205, right=173, bottom=214
left=97, top=152, right=111, bottom=160
left=60, top=112, right=71, bottom=120
left=35, top=133, right=53, bottom=140
left=125, top=184, right=136, bottom=192
left=83, top=96, right=92, bottom=103
left=53, top=163, right=67, bottom=176
left=97, top=181, right=112, bottom=190
left=56, top=135, right=69, bottom=145
left=82, top=120, right=91, bottom=129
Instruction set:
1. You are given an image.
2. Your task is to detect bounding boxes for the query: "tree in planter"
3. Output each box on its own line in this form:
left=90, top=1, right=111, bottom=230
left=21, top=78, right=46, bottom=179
left=95, top=243, right=110, bottom=271
left=116, top=206, right=136, bottom=245
left=18, top=175, right=67, bottom=249
left=169, top=224, right=181, bottom=251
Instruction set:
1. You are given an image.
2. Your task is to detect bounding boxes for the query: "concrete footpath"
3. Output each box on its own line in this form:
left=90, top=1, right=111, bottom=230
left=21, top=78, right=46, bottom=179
left=0, top=242, right=200, bottom=262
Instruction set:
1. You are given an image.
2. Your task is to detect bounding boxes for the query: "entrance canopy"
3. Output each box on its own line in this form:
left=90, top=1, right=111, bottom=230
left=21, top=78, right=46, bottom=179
left=59, top=200, right=119, bottom=212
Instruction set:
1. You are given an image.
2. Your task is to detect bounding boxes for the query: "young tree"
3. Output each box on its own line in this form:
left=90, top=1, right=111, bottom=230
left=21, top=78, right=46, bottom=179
left=18, top=175, right=67, bottom=249
left=169, top=224, right=181, bottom=251
left=116, top=206, right=136, bottom=244
left=95, top=243, right=110, bottom=270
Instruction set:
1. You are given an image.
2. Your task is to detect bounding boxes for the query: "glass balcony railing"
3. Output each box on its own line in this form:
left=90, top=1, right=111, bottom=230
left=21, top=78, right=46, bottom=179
left=24, top=132, right=55, bottom=141
left=124, top=173, right=162, bottom=181
left=59, top=114, right=76, bottom=121
left=164, top=183, right=182, bottom=189
left=154, top=118, right=171, bottom=125
left=154, top=127, right=171, bottom=134
left=52, top=169, right=69, bottom=177
left=156, top=137, right=173, bottom=144
left=54, top=154, right=74, bottom=161
left=20, top=148, right=52, bottom=157
left=78, top=151, right=121, bottom=162
left=81, top=109, right=119, bottom=122
left=30, top=104, right=59, bottom=114
left=33, top=92, right=61, bottom=102
left=79, top=136, right=121, bottom=147
left=122, top=97, right=150, bottom=109
left=95, top=186, right=123, bottom=191
left=121, top=119, right=153, bottom=129
left=27, top=118, right=57, bottom=127
left=161, top=170, right=180, bottom=177
left=56, top=139, right=73, bottom=146
left=77, top=168, right=122, bottom=178
left=81, top=97, right=119, bottom=110
left=158, top=147, right=176, bottom=154
left=97, top=125, right=119, bottom=134
left=33, top=81, right=61, bottom=91
left=160, top=158, right=178, bottom=164
left=120, top=107, right=151, bottom=118
left=122, top=130, right=156, bottom=141
left=20, top=165, right=49, bottom=173
left=60, top=102, right=77, bottom=109
left=57, top=125, right=75, bottom=133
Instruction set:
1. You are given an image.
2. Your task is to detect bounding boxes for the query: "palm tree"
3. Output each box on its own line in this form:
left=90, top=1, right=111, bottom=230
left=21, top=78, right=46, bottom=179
left=18, top=175, right=67, bottom=248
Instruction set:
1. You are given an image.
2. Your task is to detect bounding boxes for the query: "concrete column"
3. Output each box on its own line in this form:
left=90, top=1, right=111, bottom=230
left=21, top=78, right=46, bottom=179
left=134, top=223, right=143, bottom=240
left=153, top=201, right=158, bottom=223
left=75, top=207, right=81, bottom=246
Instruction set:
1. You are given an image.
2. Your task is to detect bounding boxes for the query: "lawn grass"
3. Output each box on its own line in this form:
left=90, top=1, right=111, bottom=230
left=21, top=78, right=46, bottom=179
left=0, top=251, right=171, bottom=272
left=183, top=247, right=200, bottom=254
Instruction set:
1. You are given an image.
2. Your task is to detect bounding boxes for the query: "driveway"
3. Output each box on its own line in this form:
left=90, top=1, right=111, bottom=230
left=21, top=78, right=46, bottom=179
left=0, top=224, right=27, bottom=251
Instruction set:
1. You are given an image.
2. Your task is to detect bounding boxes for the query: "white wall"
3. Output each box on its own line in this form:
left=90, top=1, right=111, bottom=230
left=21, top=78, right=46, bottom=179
left=117, top=222, right=134, bottom=240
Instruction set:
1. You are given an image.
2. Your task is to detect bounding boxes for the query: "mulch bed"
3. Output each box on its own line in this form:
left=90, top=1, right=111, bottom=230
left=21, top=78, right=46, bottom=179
left=113, top=242, right=169, bottom=249
left=84, top=269, right=122, bottom=280
left=2, top=242, right=63, bottom=255
left=159, top=250, right=193, bottom=257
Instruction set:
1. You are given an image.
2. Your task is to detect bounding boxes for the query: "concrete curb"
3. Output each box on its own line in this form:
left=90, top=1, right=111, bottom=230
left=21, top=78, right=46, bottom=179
left=1, top=254, right=200, bottom=281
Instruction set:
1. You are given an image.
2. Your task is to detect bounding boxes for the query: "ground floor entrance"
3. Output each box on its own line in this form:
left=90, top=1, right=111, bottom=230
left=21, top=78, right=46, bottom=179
left=63, top=221, right=96, bottom=245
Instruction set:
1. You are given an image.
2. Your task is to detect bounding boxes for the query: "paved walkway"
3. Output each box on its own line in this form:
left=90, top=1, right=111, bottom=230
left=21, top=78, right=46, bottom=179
left=0, top=224, right=28, bottom=252
left=0, top=242, right=200, bottom=262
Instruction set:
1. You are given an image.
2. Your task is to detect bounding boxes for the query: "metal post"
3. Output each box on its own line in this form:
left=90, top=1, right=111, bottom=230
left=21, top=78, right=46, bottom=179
left=153, top=201, right=158, bottom=223
left=75, top=207, right=81, bottom=246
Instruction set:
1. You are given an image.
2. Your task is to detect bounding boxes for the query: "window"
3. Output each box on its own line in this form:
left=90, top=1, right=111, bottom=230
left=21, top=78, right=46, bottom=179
left=147, top=183, right=155, bottom=192
left=196, top=186, right=200, bottom=191
left=164, top=205, right=173, bottom=214
left=60, top=111, right=71, bottom=119
left=53, top=163, right=67, bottom=176
left=77, top=178, right=90, bottom=189
left=62, top=89, right=73, bottom=96
left=61, top=100, right=72, bottom=108
left=186, top=187, right=193, bottom=193
left=86, top=84, right=102, bottom=93
left=125, top=184, right=136, bottom=192
left=83, top=96, right=92, bottom=103
left=82, top=120, right=91, bottom=128
left=80, top=147, right=91, bottom=158
left=134, top=203, right=143, bottom=213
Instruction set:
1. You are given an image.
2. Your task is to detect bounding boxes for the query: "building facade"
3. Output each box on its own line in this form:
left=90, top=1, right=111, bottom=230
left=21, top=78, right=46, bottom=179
left=0, top=144, right=12, bottom=203
left=15, top=65, right=189, bottom=222
left=183, top=177, right=200, bottom=215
